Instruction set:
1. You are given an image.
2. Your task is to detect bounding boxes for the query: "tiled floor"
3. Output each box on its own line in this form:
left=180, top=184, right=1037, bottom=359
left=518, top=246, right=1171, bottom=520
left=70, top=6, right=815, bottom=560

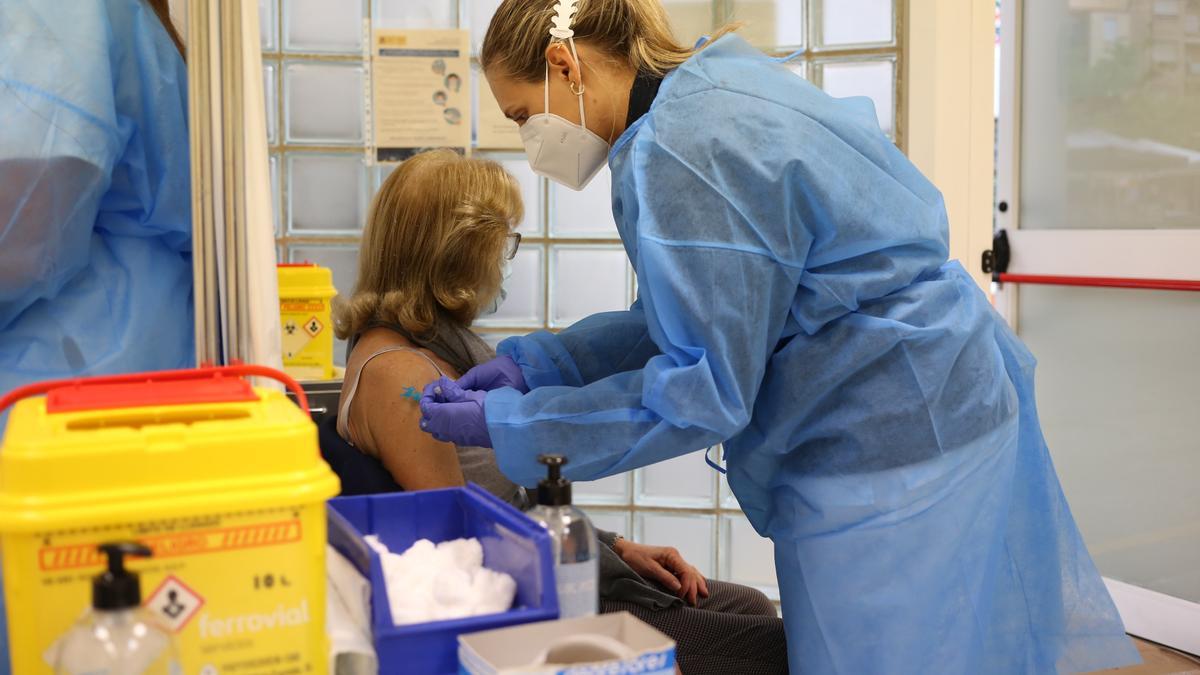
left=1090, top=638, right=1200, bottom=675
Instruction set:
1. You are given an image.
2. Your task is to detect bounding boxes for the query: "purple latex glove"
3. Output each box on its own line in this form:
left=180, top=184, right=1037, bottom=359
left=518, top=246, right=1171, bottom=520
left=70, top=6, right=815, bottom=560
left=457, top=355, right=529, bottom=394
left=419, top=376, right=492, bottom=447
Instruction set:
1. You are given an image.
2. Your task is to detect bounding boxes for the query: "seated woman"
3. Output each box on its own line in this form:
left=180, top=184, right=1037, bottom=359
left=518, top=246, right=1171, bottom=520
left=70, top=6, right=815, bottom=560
left=331, top=150, right=786, bottom=674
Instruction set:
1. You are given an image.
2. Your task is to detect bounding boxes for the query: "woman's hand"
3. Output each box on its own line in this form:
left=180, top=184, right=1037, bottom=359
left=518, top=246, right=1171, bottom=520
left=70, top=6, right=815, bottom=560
left=457, top=355, right=529, bottom=393
left=612, top=539, right=710, bottom=607
left=419, top=377, right=491, bottom=447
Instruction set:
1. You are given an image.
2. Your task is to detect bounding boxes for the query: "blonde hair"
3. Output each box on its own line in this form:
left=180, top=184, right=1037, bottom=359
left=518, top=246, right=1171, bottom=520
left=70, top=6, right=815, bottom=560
left=333, top=150, right=523, bottom=340
left=480, top=0, right=739, bottom=82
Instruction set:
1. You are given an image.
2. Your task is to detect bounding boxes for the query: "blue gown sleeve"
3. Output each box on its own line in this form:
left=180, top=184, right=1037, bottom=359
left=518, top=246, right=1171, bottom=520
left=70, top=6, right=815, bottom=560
left=497, top=298, right=660, bottom=389
left=0, top=158, right=112, bottom=331
left=0, top=0, right=128, bottom=331
left=487, top=128, right=806, bottom=486
left=1, top=0, right=193, bottom=419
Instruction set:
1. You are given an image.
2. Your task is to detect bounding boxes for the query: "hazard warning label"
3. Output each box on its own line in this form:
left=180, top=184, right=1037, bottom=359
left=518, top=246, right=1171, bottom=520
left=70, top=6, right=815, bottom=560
left=146, top=575, right=206, bottom=632
left=303, top=316, right=323, bottom=337
left=39, top=519, right=302, bottom=571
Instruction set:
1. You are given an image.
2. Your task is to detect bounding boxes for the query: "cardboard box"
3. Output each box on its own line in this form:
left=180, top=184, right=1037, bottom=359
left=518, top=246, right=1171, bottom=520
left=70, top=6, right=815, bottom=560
left=458, top=612, right=677, bottom=675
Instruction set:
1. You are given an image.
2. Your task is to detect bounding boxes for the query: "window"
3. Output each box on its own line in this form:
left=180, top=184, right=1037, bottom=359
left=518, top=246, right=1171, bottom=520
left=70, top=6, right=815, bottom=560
left=1103, top=17, right=1118, bottom=43
left=1154, top=0, right=1181, bottom=16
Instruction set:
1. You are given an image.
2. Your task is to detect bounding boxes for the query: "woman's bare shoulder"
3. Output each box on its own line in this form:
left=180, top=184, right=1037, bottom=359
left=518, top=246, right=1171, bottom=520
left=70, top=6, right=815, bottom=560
left=350, top=327, right=459, bottom=379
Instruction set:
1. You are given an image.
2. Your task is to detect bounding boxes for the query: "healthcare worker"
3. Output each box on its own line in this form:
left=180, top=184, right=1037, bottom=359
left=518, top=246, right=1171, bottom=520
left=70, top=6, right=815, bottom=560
left=0, top=0, right=193, bottom=409
left=0, top=1, right=189, bottom=661
left=420, top=0, right=1139, bottom=672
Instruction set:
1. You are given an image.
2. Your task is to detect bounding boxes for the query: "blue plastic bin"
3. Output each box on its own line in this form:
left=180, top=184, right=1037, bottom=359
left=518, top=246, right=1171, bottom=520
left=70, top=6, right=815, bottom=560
left=327, top=484, right=559, bottom=675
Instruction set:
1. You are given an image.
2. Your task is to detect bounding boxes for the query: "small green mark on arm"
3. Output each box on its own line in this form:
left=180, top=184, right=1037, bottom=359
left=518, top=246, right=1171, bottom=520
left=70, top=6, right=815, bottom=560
left=401, top=386, right=421, bottom=402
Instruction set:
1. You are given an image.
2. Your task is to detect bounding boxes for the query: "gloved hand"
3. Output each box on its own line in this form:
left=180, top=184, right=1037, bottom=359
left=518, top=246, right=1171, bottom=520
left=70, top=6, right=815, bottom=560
left=457, top=355, right=529, bottom=394
left=419, top=377, right=492, bottom=448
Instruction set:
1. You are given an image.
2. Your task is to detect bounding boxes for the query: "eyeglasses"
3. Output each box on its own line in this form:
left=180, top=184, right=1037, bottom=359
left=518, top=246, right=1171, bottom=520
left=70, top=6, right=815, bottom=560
left=503, top=232, right=522, bottom=260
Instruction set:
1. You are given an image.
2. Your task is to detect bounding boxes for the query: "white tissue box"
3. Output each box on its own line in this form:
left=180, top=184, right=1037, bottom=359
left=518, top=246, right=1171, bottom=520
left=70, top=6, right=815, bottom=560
left=458, top=612, right=676, bottom=675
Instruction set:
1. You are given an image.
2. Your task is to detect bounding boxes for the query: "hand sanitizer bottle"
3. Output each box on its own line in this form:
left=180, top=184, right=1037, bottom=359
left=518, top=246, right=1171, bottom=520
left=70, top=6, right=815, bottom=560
left=526, top=454, right=599, bottom=619
left=51, top=542, right=180, bottom=675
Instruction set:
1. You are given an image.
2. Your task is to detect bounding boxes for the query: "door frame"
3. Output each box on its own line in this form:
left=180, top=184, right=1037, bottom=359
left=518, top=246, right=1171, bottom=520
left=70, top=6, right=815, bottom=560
left=995, top=0, right=1200, bottom=655
left=904, top=0, right=997, bottom=293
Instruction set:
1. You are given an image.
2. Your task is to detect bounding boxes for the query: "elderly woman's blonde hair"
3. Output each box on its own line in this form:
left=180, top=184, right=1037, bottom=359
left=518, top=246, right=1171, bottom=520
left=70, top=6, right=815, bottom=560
left=333, top=150, right=523, bottom=340
left=480, top=0, right=738, bottom=82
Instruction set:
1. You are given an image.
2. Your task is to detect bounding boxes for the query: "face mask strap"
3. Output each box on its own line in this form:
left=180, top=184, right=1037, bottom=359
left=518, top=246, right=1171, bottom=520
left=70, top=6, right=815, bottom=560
left=544, top=38, right=587, bottom=128
left=567, top=37, right=587, bottom=128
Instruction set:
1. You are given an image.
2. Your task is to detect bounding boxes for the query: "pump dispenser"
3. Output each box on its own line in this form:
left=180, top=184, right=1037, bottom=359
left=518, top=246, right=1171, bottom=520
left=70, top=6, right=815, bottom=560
left=526, top=455, right=599, bottom=619
left=51, top=542, right=180, bottom=675
left=537, top=454, right=572, bottom=506
left=93, top=543, right=146, bottom=611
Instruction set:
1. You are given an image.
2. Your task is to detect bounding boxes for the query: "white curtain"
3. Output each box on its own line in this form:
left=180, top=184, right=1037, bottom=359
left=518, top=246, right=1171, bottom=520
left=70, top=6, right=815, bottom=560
left=175, top=0, right=283, bottom=375
left=237, top=0, right=284, bottom=373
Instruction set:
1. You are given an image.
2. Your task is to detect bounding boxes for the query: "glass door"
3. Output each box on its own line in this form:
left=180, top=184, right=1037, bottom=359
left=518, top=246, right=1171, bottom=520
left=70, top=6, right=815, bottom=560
left=996, top=0, right=1200, bottom=654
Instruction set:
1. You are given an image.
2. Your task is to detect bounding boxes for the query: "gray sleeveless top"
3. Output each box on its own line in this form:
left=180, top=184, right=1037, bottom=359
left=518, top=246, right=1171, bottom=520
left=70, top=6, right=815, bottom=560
left=336, top=343, right=527, bottom=510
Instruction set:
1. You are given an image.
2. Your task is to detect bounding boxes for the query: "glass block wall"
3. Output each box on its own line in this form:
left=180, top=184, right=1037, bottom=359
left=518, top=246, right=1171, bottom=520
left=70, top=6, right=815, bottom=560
left=262, top=0, right=902, bottom=602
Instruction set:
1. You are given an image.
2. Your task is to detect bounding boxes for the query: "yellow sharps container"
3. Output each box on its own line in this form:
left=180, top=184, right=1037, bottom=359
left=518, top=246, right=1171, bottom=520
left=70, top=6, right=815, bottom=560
left=277, top=262, right=337, bottom=380
left=0, top=366, right=340, bottom=674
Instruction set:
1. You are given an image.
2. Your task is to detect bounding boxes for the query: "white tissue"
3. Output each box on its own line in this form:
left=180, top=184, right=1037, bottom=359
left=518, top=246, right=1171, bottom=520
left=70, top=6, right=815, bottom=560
left=365, top=535, right=516, bottom=626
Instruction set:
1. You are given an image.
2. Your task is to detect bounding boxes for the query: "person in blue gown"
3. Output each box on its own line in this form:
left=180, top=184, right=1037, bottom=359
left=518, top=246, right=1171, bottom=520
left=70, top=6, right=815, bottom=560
left=418, top=0, right=1139, bottom=672
left=0, top=0, right=193, bottom=409
left=0, top=0, right=191, bottom=664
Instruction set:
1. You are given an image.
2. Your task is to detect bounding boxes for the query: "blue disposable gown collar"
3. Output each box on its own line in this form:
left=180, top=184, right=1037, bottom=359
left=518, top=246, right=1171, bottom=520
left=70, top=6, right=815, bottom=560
left=610, top=34, right=779, bottom=160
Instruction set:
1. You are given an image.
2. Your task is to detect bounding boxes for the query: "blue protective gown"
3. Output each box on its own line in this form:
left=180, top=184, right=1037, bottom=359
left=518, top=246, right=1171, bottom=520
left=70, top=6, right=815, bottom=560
left=1, top=1, right=191, bottom=662
left=0, top=0, right=194, bottom=402
left=487, top=35, right=1138, bottom=673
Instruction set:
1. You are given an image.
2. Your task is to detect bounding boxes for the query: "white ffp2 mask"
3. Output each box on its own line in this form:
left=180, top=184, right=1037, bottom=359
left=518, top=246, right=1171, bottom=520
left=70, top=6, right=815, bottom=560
left=520, top=39, right=610, bottom=191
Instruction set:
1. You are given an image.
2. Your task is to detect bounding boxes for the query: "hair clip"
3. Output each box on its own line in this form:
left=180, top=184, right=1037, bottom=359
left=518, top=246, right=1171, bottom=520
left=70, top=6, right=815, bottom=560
left=549, top=0, right=578, bottom=40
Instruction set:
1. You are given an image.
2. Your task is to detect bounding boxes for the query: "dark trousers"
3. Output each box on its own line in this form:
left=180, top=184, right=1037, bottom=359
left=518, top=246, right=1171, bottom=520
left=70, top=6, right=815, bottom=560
left=601, top=579, right=788, bottom=674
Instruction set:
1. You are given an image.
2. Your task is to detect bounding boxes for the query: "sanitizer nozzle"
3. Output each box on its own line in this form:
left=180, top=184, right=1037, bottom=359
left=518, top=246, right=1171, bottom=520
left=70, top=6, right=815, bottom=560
left=94, top=542, right=151, bottom=611
left=537, top=454, right=572, bottom=507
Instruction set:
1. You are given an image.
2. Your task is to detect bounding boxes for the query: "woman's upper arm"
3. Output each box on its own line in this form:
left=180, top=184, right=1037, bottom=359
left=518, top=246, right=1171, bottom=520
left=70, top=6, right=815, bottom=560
left=356, top=352, right=465, bottom=491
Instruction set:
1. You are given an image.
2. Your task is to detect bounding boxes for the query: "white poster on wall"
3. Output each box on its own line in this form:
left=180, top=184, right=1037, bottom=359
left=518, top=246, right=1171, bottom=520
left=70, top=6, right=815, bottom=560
left=371, top=29, right=472, bottom=161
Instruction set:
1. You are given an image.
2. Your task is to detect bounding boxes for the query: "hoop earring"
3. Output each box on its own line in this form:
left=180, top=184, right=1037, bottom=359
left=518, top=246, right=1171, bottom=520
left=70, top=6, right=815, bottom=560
left=569, top=80, right=585, bottom=96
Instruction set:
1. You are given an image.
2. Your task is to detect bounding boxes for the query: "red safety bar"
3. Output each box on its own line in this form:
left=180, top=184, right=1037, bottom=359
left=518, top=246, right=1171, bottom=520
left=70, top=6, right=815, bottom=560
left=0, top=365, right=309, bottom=416
left=998, top=274, right=1200, bottom=293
